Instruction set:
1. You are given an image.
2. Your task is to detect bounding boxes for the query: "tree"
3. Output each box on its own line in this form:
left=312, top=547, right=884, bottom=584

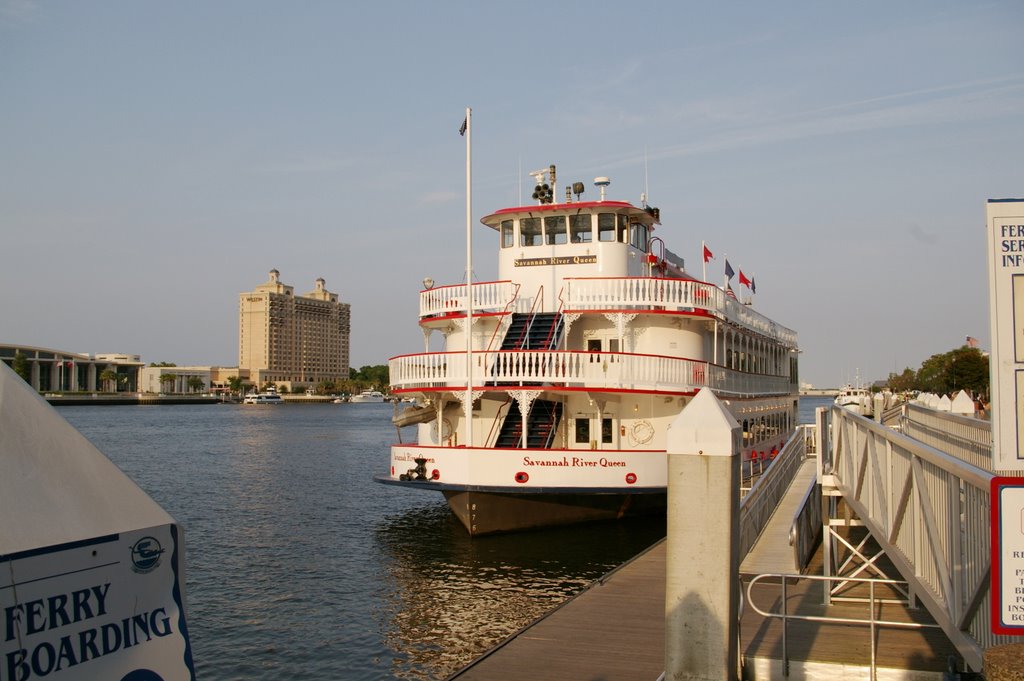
left=99, top=368, right=118, bottom=393
left=12, top=352, right=30, bottom=383
left=159, top=373, right=177, bottom=393
left=227, top=375, right=244, bottom=395
left=892, top=345, right=989, bottom=397
left=187, top=376, right=205, bottom=393
left=886, top=368, right=916, bottom=393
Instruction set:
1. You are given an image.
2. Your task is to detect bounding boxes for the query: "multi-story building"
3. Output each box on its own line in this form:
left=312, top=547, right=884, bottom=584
left=238, top=269, right=351, bottom=391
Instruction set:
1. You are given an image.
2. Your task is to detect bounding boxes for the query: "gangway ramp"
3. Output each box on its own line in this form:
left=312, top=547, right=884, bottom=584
left=740, top=456, right=818, bottom=575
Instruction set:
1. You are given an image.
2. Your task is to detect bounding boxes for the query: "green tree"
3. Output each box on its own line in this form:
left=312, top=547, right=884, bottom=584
left=187, top=376, right=205, bottom=393
left=99, top=368, right=118, bottom=393
left=910, top=346, right=989, bottom=396
left=12, top=352, right=30, bottom=383
left=150, top=361, right=177, bottom=367
left=227, top=375, right=244, bottom=395
left=159, top=373, right=177, bottom=393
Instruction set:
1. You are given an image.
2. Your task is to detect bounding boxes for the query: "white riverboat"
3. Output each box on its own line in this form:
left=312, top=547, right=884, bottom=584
left=350, top=390, right=386, bottom=403
left=375, top=165, right=800, bottom=535
left=243, top=389, right=283, bottom=404
left=834, top=384, right=873, bottom=416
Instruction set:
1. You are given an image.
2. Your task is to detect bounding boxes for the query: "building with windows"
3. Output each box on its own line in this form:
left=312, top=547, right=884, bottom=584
left=239, top=269, right=351, bottom=391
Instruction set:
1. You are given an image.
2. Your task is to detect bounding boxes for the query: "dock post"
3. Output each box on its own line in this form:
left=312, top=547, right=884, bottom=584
left=664, top=387, right=742, bottom=680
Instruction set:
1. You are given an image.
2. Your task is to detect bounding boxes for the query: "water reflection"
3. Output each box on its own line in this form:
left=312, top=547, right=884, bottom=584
left=375, top=505, right=665, bottom=679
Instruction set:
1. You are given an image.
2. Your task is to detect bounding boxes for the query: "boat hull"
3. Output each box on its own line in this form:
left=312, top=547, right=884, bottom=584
left=442, top=489, right=666, bottom=536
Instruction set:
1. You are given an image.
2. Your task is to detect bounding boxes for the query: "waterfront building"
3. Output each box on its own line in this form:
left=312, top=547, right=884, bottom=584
left=0, top=344, right=144, bottom=392
left=238, top=269, right=351, bottom=392
left=139, top=365, right=212, bottom=394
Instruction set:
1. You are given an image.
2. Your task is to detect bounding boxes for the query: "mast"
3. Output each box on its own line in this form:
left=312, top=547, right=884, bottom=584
left=464, top=106, right=473, bottom=448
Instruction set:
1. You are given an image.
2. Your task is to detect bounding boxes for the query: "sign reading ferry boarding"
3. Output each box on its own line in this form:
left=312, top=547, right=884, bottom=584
left=0, top=524, right=195, bottom=680
left=987, top=198, right=1024, bottom=472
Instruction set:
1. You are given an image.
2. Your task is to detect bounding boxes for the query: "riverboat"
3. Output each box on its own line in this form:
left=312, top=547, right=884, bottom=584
left=243, top=389, right=283, bottom=404
left=375, top=165, right=800, bottom=535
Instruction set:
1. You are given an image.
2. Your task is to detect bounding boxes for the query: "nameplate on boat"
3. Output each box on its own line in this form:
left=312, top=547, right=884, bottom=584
left=0, top=524, right=195, bottom=680
left=514, top=255, right=596, bottom=267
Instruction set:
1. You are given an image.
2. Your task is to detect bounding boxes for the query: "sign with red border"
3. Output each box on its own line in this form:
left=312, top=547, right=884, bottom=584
left=992, top=477, right=1024, bottom=635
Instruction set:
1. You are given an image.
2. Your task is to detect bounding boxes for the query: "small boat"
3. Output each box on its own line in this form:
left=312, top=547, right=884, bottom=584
left=243, top=388, right=284, bottom=404
left=349, top=390, right=385, bottom=403
left=835, top=384, right=873, bottom=416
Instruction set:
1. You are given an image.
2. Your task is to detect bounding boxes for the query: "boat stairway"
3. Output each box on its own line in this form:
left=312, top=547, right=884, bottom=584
left=494, top=399, right=562, bottom=449
left=500, top=312, right=564, bottom=351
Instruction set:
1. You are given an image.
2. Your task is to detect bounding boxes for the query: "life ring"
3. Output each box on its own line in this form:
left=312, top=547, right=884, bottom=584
left=432, top=418, right=453, bottom=442
left=630, top=420, right=654, bottom=445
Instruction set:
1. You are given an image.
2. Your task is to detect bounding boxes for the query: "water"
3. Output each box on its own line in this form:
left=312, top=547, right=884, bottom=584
left=798, top=395, right=833, bottom=424
left=55, top=397, right=829, bottom=679
left=56, top=403, right=665, bottom=680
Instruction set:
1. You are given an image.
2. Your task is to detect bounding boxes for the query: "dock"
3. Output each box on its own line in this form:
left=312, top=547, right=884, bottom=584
left=448, top=537, right=959, bottom=680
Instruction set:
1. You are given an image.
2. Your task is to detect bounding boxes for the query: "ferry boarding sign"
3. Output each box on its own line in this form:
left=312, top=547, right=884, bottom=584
left=987, top=198, right=1024, bottom=472
left=0, top=524, right=195, bottom=681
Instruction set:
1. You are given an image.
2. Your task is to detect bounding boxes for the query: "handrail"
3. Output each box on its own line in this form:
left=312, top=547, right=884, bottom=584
left=788, top=473, right=821, bottom=572
left=746, top=572, right=940, bottom=678
left=739, top=429, right=807, bottom=559
left=485, top=397, right=512, bottom=448
left=540, top=287, right=566, bottom=350
left=483, top=282, right=522, bottom=354
left=826, top=405, right=1007, bottom=671
left=511, top=285, right=545, bottom=350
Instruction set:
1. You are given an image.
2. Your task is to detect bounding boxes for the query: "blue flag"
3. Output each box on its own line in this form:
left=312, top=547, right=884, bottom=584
left=724, top=259, right=734, bottom=280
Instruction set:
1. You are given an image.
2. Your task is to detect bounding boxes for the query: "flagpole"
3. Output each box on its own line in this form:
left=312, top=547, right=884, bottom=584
left=464, top=106, right=473, bottom=449
left=702, top=240, right=707, bottom=283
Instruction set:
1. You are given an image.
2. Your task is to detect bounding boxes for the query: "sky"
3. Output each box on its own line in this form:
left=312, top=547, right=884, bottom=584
left=2, top=1, right=1021, bottom=388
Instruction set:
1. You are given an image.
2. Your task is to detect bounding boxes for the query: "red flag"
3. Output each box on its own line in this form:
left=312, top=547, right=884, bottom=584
left=739, top=270, right=751, bottom=288
left=703, top=244, right=713, bottom=263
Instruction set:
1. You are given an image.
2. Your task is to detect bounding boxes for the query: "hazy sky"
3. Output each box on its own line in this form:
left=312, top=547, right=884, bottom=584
left=2, top=1, right=1021, bottom=388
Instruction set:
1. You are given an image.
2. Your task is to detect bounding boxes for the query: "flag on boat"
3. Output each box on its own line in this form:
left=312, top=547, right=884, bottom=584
left=751, top=277, right=757, bottom=294
left=725, top=284, right=737, bottom=299
left=703, top=243, right=713, bottom=263
left=724, top=259, right=734, bottom=280
left=739, top=270, right=751, bottom=288
left=459, top=117, right=467, bottom=136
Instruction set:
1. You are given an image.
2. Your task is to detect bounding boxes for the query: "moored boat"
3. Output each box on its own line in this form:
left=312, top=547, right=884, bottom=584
left=243, top=388, right=283, bottom=404
left=375, top=164, right=800, bottom=535
left=350, top=390, right=386, bottom=403
left=834, top=384, right=873, bottom=416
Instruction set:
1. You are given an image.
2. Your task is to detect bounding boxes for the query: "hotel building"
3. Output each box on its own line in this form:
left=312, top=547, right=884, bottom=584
left=239, top=269, right=351, bottom=391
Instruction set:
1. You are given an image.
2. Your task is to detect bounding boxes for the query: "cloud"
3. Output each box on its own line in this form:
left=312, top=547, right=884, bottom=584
left=908, top=223, right=940, bottom=246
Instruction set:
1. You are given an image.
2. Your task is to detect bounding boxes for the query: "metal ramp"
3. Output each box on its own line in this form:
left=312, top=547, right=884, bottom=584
left=740, top=456, right=818, bottom=575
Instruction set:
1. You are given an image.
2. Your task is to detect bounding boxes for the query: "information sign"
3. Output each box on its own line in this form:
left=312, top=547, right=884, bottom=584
left=1, top=524, right=195, bottom=680
left=987, top=199, right=1024, bottom=472
left=992, top=478, right=1024, bottom=635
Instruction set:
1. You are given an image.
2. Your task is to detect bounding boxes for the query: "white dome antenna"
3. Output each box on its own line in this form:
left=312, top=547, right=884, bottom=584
left=594, top=176, right=610, bottom=201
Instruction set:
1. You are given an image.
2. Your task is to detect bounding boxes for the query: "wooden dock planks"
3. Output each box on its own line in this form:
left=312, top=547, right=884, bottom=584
left=449, top=537, right=962, bottom=680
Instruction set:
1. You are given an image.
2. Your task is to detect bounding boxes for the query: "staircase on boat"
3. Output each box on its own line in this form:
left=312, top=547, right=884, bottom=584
left=495, top=399, right=563, bottom=449
left=502, top=312, right=564, bottom=351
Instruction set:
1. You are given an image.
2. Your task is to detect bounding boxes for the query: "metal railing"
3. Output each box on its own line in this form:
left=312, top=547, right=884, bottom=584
left=899, top=402, right=993, bottom=472
left=745, top=573, right=941, bottom=678
left=824, top=405, right=1013, bottom=671
left=738, top=428, right=808, bottom=559
left=389, top=350, right=793, bottom=397
left=419, top=281, right=520, bottom=318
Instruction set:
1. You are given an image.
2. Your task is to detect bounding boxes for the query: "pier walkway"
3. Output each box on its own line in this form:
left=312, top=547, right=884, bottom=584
left=451, top=402, right=1014, bottom=679
left=448, top=536, right=959, bottom=680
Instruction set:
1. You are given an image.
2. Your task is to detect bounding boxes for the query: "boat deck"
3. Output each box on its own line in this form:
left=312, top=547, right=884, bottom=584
left=447, top=538, right=961, bottom=680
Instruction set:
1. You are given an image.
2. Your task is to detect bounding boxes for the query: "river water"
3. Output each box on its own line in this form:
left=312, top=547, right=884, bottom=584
left=57, top=397, right=831, bottom=680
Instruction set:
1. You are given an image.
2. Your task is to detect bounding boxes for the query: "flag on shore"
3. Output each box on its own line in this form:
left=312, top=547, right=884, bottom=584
left=459, top=117, right=467, bottom=136
left=966, top=336, right=979, bottom=348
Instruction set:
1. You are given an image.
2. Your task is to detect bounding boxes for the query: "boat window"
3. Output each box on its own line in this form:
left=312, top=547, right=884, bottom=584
left=571, top=214, right=592, bottom=242
left=501, top=220, right=514, bottom=248
left=608, top=338, right=619, bottom=353
left=544, top=215, right=567, bottom=245
left=575, top=417, right=590, bottom=443
left=597, top=213, right=616, bottom=242
left=618, top=215, right=630, bottom=243
left=630, top=223, right=648, bottom=250
left=601, top=418, right=613, bottom=444
left=520, top=218, right=542, bottom=247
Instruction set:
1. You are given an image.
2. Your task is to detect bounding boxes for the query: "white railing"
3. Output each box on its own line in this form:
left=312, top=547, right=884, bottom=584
left=418, top=278, right=798, bottom=347
left=825, top=405, right=1012, bottom=671
left=419, top=281, right=520, bottom=318
left=900, top=403, right=994, bottom=472
left=389, top=350, right=792, bottom=397
left=564, top=277, right=798, bottom=347
left=739, top=428, right=808, bottom=559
